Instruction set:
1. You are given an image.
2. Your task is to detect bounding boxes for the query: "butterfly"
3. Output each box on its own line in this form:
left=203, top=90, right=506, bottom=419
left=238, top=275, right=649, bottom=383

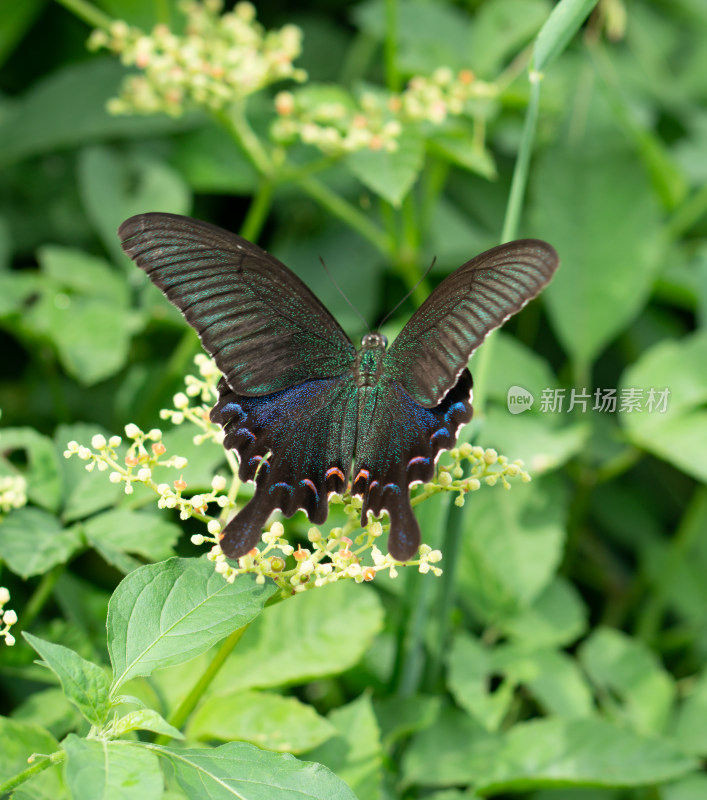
left=119, top=213, right=558, bottom=561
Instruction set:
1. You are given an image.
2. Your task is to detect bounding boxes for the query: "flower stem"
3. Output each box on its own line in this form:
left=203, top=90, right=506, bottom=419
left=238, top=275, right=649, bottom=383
left=0, top=751, right=64, bottom=795
left=53, top=0, right=113, bottom=29
left=239, top=179, right=274, bottom=242
left=155, top=622, right=252, bottom=743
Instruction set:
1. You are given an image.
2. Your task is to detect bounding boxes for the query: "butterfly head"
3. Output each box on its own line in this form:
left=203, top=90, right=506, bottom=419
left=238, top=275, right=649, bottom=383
left=361, top=332, right=388, bottom=350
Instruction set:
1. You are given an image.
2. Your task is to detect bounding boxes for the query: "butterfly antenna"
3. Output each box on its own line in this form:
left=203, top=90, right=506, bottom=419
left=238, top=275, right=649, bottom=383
left=319, top=257, right=371, bottom=334
left=378, top=256, right=436, bottom=329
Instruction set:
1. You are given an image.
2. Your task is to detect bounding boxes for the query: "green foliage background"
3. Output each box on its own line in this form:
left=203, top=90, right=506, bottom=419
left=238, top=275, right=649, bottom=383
left=0, top=0, right=706, bottom=798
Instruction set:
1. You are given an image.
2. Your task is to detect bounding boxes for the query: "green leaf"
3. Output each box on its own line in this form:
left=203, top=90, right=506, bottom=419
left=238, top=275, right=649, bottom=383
left=152, top=741, right=358, bottom=799
left=303, top=694, right=382, bottom=800
left=447, top=633, right=515, bottom=732
left=0, top=58, right=195, bottom=168
left=113, top=709, right=184, bottom=741
left=83, top=509, right=181, bottom=570
left=107, top=557, right=275, bottom=691
left=427, top=126, right=496, bottom=180
left=373, top=695, right=441, bottom=748
left=56, top=423, right=124, bottom=522
left=579, top=627, right=676, bottom=735
left=404, top=714, right=697, bottom=791
left=456, top=475, right=567, bottom=622
left=662, top=774, right=707, bottom=800
left=63, top=736, right=162, bottom=800
left=26, top=292, right=134, bottom=385
left=188, top=690, right=335, bottom=753
left=0, top=507, right=82, bottom=579
left=531, top=145, right=663, bottom=367
left=11, top=687, right=83, bottom=740
left=346, top=127, right=424, bottom=206
left=211, top=580, right=383, bottom=692
left=493, top=645, right=594, bottom=718
left=0, top=426, right=63, bottom=512
left=473, top=718, right=697, bottom=793
left=353, top=0, right=472, bottom=75
left=37, top=246, right=129, bottom=306
left=533, top=0, right=599, bottom=72
left=619, top=330, right=707, bottom=482
left=171, top=124, right=259, bottom=194
left=78, top=145, right=191, bottom=264
left=402, top=706, right=496, bottom=788
left=500, top=577, right=588, bottom=647
left=470, top=0, right=551, bottom=77
left=0, top=717, right=59, bottom=785
left=673, top=670, right=707, bottom=757
left=23, top=633, right=111, bottom=727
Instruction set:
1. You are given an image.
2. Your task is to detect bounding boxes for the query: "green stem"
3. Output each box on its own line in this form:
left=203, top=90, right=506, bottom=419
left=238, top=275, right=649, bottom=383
left=501, top=70, right=542, bottom=244
left=384, top=0, right=401, bottom=92
left=473, top=71, right=543, bottom=416
left=154, top=622, right=252, bottom=744
left=239, top=179, right=274, bottom=242
left=14, top=565, right=64, bottom=636
left=216, top=104, right=273, bottom=177
left=297, top=174, right=394, bottom=256
left=0, top=751, right=64, bottom=795
left=665, top=182, right=707, bottom=241
left=53, top=0, right=112, bottom=28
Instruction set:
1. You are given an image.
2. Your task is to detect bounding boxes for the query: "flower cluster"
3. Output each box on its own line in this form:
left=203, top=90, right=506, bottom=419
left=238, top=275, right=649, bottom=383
left=88, top=0, right=306, bottom=116
left=421, top=443, right=530, bottom=509
left=0, top=587, right=17, bottom=647
left=200, top=519, right=444, bottom=592
left=0, top=474, right=27, bottom=514
left=271, top=67, right=497, bottom=156
left=64, top=355, right=530, bottom=596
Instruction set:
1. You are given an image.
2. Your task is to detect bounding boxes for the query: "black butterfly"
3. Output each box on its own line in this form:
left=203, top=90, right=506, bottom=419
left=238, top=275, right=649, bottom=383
left=119, top=213, right=558, bottom=561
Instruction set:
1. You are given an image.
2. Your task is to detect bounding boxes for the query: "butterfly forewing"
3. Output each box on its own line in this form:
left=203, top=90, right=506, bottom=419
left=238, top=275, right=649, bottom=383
left=119, top=213, right=356, bottom=396
left=385, top=239, right=559, bottom=407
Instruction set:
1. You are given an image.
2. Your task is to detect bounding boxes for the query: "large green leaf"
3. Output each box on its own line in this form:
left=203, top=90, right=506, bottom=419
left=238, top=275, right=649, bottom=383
left=0, top=58, right=194, bottom=168
left=457, top=475, right=567, bottom=622
left=151, top=741, right=358, bottom=800
left=210, top=580, right=384, bottom=693
left=531, top=145, right=663, bottom=367
left=619, top=330, right=707, bottom=482
left=107, top=558, right=275, bottom=692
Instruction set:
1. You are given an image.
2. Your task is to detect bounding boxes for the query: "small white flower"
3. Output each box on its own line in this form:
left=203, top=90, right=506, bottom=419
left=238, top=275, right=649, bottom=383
left=125, top=423, right=141, bottom=438
left=173, top=392, right=189, bottom=409
left=109, top=435, right=122, bottom=447
left=0, top=587, right=10, bottom=605
left=207, top=520, right=222, bottom=534
left=3, top=610, right=17, bottom=626
left=91, top=434, right=107, bottom=449
left=191, top=534, right=205, bottom=545
left=4, top=633, right=15, bottom=647
left=137, top=468, right=152, bottom=481
left=77, top=446, right=92, bottom=461
left=173, top=457, right=188, bottom=469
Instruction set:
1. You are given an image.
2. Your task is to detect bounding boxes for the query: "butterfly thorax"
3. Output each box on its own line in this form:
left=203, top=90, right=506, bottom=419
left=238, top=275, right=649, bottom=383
left=354, top=332, right=388, bottom=388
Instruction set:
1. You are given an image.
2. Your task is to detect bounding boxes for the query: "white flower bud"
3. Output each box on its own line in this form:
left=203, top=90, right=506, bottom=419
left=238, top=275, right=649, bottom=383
left=78, top=446, right=91, bottom=461
left=211, top=475, right=227, bottom=492
left=173, top=457, right=187, bottom=469
left=109, top=472, right=122, bottom=483
left=137, top=468, right=152, bottom=481
left=173, top=392, right=189, bottom=409
left=207, top=520, right=222, bottom=534
left=91, top=434, right=106, bottom=449
left=0, top=587, right=10, bottom=605
left=191, top=534, right=205, bottom=545
left=3, top=610, right=17, bottom=626
left=125, top=423, right=141, bottom=438
left=4, top=633, right=15, bottom=647
left=109, top=435, right=122, bottom=447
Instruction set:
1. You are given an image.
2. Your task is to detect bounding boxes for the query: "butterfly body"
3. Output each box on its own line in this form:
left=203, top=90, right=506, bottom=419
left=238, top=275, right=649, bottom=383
left=119, top=213, right=558, bottom=561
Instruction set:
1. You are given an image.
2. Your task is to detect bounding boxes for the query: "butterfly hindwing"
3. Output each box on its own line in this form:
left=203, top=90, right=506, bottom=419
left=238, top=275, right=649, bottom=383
left=386, top=239, right=559, bottom=407
left=351, top=368, right=474, bottom=561
left=211, top=376, right=358, bottom=558
left=119, top=213, right=356, bottom=396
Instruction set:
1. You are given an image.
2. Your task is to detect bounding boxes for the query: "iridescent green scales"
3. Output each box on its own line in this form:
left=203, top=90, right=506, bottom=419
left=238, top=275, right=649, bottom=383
left=119, top=213, right=558, bottom=561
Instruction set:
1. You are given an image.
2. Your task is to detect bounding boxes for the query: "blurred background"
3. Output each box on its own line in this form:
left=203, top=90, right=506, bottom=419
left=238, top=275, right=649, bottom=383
left=0, top=0, right=706, bottom=798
